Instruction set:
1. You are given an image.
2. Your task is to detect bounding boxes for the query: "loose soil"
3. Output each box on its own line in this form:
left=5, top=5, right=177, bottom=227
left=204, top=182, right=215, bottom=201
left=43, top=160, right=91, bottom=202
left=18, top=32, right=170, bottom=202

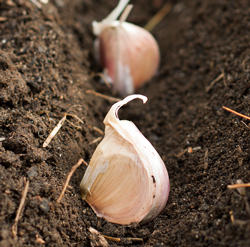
left=1, top=0, right=250, bottom=246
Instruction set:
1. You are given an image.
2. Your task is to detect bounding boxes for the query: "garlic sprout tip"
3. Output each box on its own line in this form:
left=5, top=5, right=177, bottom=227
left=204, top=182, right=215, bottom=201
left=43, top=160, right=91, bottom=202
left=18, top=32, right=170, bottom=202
left=104, top=94, right=147, bottom=124
left=93, top=0, right=130, bottom=36
left=103, top=0, right=130, bottom=24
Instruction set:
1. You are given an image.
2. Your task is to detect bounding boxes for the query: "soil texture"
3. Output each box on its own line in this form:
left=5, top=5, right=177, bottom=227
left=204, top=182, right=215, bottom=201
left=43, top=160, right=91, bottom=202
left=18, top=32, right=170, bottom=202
left=1, top=0, right=250, bottom=246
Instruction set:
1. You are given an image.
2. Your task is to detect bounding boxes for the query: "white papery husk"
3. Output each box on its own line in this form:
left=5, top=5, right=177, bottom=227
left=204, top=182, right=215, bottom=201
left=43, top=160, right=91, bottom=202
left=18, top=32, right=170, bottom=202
left=80, top=95, right=170, bottom=225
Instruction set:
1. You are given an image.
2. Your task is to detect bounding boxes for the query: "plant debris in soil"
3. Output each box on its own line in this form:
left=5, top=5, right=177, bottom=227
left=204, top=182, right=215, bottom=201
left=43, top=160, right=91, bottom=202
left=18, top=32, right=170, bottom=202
left=1, top=0, right=250, bottom=246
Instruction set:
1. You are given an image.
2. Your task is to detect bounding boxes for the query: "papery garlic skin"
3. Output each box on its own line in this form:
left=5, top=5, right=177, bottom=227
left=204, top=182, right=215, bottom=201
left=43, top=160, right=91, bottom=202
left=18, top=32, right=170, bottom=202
left=93, top=0, right=160, bottom=96
left=80, top=95, right=170, bottom=225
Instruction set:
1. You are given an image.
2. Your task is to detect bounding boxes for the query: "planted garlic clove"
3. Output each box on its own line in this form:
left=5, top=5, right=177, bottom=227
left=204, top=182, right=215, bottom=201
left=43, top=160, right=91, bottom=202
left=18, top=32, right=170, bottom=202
left=80, top=94, right=170, bottom=225
left=93, top=0, right=160, bottom=96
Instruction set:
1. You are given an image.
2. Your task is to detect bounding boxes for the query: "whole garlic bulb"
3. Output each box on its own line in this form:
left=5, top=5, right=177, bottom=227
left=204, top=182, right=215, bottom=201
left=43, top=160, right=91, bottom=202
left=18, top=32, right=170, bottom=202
left=93, top=0, right=160, bottom=96
left=80, top=94, right=170, bottom=225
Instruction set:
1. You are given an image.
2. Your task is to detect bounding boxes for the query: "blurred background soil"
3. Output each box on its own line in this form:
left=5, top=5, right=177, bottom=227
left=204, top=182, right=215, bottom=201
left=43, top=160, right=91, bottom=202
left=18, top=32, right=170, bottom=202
left=1, top=0, right=250, bottom=246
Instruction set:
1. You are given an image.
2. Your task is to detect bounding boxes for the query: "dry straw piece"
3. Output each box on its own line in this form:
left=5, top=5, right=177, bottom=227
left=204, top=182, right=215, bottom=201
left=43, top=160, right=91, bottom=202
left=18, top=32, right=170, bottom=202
left=80, top=94, right=170, bottom=225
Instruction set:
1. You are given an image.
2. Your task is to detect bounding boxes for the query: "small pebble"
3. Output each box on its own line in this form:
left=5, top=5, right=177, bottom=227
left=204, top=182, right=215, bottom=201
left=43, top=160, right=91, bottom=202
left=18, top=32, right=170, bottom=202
left=39, top=198, right=50, bottom=213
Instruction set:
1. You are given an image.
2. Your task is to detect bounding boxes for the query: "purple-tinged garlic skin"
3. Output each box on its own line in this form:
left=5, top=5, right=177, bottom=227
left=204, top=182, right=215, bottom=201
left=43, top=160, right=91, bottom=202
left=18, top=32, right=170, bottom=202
left=97, top=22, right=160, bottom=96
left=80, top=95, right=170, bottom=225
left=93, top=0, right=160, bottom=96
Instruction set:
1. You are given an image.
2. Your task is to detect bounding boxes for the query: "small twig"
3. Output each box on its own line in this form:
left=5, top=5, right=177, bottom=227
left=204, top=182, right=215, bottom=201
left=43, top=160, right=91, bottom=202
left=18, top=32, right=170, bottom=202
left=192, top=146, right=202, bottom=151
left=237, top=145, right=244, bottom=166
left=91, top=72, right=111, bottom=88
left=65, top=114, right=84, bottom=124
left=92, top=126, right=104, bottom=135
left=0, top=17, right=7, bottom=22
left=43, top=113, right=84, bottom=148
left=103, top=235, right=121, bottom=242
left=124, top=237, right=143, bottom=242
left=12, top=178, right=30, bottom=239
left=86, top=90, right=121, bottom=102
left=90, top=136, right=103, bottom=145
left=57, top=159, right=88, bottom=203
left=235, top=180, right=246, bottom=196
left=65, top=113, right=84, bottom=130
left=119, top=4, right=133, bottom=23
left=66, top=104, right=85, bottom=114
left=223, top=106, right=250, bottom=120
left=103, top=235, right=143, bottom=243
left=229, top=211, right=235, bottom=223
left=204, top=149, right=209, bottom=170
left=88, top=126, right=104, bottom=145
left=39, top=89, right=46, bottom=96
left=206, top=70, right=226, bottom=92
left=176, top=148, right=187, bottom=157
left=229, top=180, right=250, bottom=217
left=43, top=115, right=67, bottom=147
left=144, top=2, right=172, bottom=32
left=65, top=119, right=82, bottom=129
left=227, top=183, right=250, bottom=189
left=240, top=120, right=250, bottom=129
left=88, top=125, right=104, bottom=135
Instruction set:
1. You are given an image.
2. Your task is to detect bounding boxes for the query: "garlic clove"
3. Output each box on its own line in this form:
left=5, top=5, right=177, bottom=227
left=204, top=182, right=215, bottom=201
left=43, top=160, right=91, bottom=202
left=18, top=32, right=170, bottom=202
left=80, top=94, right=170, bottom=225
left=93, top=0, right=160, bottom=96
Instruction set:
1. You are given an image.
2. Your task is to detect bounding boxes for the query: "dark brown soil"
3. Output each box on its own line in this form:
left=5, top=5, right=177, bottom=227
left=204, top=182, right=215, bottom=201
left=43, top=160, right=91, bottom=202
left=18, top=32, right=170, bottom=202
left=1, top=0, right=250, bottom=246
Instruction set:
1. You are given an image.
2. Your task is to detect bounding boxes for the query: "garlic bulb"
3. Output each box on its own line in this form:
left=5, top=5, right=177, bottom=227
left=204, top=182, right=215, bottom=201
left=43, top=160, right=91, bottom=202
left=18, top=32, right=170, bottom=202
left=80, top=94, right=170, bottom=225
left=93, top=0, right=160, bottom=96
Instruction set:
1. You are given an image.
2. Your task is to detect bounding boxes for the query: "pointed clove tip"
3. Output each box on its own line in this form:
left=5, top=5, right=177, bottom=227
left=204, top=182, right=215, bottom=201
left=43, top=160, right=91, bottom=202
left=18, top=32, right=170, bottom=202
left=121, top=94, right=148, bottom=105
left=103, top=94, right=147, bottom=125
left=141, top=95, right=148, bottom=104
